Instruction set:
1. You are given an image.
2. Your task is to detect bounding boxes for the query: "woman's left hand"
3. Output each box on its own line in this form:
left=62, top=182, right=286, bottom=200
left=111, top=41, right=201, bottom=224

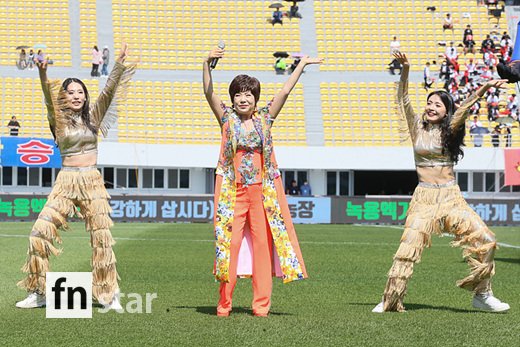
left=116, top=43, right=128, bottom=63
left=486, top=79, right=508, bottom=90
left=300, top=56, right=324, bottom=66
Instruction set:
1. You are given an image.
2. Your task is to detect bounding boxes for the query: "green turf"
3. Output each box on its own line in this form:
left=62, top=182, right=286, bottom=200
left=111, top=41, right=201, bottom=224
left=0, top=222, right=519, bottom=346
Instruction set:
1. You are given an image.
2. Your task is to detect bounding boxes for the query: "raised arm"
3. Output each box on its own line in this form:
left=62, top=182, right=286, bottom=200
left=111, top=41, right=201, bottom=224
left=89, top=43, right=132, bottom=129
left=269, top=56, right=323, bottom=119
left=393, top=52, right=418, bottom=137
left=449, top=79, right=508, bottom=130
left=36, top=60, right=56, bottom=128
left=203, top=47, right=225, bottom=127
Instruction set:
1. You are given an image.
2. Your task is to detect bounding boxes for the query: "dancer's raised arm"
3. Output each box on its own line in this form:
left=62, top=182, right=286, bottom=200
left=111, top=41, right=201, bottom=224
left=393, top=52, right=418, bottom=137
left=36, top=60, right=55, bottom=126
left=449, top=79, right=507, bottom=130
left=203, top=47, right=225, bottom=126
left=269, top=56, right=323, bottom=119
left=90, top=43, right=137, bottom=136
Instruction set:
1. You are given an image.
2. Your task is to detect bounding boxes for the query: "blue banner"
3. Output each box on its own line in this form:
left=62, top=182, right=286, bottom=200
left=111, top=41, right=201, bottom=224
left=0, top=137, right=61, bottom=168
left=286, top=197, right=331, bottom=224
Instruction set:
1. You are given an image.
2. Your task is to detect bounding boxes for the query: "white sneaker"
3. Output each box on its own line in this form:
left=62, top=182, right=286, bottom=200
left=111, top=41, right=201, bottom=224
left=103, top=292, right=123, bottom=312
left=16, top=292, right=46, bottom=308
left=372, top=301, right=384, bottom=313
left=472, top=292, right=510, bottom=312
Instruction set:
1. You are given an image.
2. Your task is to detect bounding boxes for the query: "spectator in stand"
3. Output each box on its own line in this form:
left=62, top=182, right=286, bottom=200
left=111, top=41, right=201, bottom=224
left=499, top=32, right=513, bottom=63
left=388, top=58, right=402, bottom=75
left=289, top=2, right=302, bottom=19
left=288, top=57, right=301, bottom=74
left=424, top=62, right=433, bottom=90
left=27, top=49, right=35, bottom=70
left=486, top=90, right=500, bottom=121
left=507, top=93, right=518, bottom=119
left=91, top=45, right=102, bottom=77
left=274, top=57, right=287, bottom=74
left=390, top=36, right=400, bottom=55
left=35, top=50, right=45, bottom=63
left=452, top=89, right=462, bottom=104
left=491, top=125, right=501, bottom=147
left=300, top=181, right=312, bottom=196
left=287, top=180, right=300, bottom=195
left=7, top=116, right=21, bottom=136
left=504, top=126, right=512, bottom=147
left=439, top=59, right=449, bottom=81
left=483, top=47, right=497, bottom=67
left=18, top=49, right=27, bottom=69
left=470, top=97, right=481, bottom=116
left=500, top=32, right=512, bottom=49
left=444, top=64, right=458, bottom=92
left=271, top=8, right=283, bottom=26
left=470, top=115, right=483, bottom=130
left=101, top=46, right=110, bottom=77
left=481, top=35, right=495, bottom=52
left=481, top=66, right=494, bottom=80
left=445, top=42, right=458, bottom=60
left=465, top=58, right=477, bottom=76
left=470, top=116, right=484, bottom=147
left=463, top=25, right=476, bottom=54
left=469, top=116, right=484, bottom=147
left=443, top=13, right=454, bottom=32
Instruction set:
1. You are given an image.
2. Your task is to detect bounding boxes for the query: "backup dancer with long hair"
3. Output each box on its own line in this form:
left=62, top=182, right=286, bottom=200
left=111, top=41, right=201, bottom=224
left=203, top=46, right=322, bottom=317
left=16, top=43, right=136, bottom=309
left=373, top=52, right=510, bottom=313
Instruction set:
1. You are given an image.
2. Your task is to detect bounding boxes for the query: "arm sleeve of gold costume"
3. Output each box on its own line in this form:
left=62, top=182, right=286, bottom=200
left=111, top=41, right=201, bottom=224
left=396, top=77, right=418, bottom=140
left=90, top=61, right=137, bottom=137
left=449, top=93, right=480, bottom=131
left=42, top=80, right=59, bottom=130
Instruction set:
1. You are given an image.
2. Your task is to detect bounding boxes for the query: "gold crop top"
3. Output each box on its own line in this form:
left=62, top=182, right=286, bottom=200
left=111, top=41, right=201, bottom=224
left=42, top=62, right=136, bottom=157
left=397, top=78, right=479, bottom=167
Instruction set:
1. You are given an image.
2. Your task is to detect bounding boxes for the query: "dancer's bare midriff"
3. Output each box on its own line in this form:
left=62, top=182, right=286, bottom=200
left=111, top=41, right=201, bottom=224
left=61, top=152, right=97, bottom=167
left=416, top=165, right=455, bottom=185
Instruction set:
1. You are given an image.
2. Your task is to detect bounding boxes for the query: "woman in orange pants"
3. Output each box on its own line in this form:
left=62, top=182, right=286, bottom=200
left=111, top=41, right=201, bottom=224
left=203, top=46, right=322, bottom=316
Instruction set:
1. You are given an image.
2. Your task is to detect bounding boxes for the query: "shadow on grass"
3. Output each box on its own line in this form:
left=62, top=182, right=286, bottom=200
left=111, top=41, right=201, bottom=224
left=494, top=257, right=520, bottom=265
left=349, top=302, right=481, bottom=313
left=172, top=306, right=293, bottom=316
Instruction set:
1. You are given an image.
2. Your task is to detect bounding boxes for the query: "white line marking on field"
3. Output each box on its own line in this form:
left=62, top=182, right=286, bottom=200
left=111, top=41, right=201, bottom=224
left=497, top=242, right=520, bottom=249
left=1, top=231, right=518, bottom=249
left=353, top=224, right=403, bottom=230
left=352, top=226, right=520, bottom=249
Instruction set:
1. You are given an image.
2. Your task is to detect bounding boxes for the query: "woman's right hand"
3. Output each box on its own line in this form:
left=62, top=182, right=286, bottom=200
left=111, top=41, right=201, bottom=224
left=36, top=60, right=48, bottom=73
left=393, top=51, right=409, bottom=68
left=205, top=47, right=225, bottom=63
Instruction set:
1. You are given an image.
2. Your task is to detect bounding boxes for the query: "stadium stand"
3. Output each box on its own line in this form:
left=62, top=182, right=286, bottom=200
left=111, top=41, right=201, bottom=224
left=0, top=1, right=72, bottom=67
left=315, top=0, right=498, bottom=71
left=80, top=0, right=99, bottom=68
left=321, top=81, right=519, bottom=147
left=0, top=77, right=99, bottom=138
left=111, top=0, right=300, bottom=70
left=118, top=81, right=306, bottom=145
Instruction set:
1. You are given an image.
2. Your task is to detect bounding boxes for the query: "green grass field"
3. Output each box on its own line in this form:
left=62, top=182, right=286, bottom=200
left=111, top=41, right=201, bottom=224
left=0, top=222, right=519, bottom=346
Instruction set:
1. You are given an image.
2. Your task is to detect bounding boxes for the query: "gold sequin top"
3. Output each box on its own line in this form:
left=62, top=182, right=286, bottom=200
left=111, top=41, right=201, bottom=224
left=42, top=61, right=136, bottom=157
left=396, top=78, right=479, bottom=167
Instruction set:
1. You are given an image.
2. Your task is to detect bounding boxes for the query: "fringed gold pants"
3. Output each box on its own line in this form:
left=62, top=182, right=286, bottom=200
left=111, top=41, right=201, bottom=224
left=383, top=181, right=496, bottom=312
left=17, top=167, right=119, bottom=305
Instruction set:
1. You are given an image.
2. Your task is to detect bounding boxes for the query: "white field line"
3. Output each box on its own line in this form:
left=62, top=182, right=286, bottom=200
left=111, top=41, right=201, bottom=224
left=2, top=228, right=518, bottom=249
left=353, top=224, right=520, bottom=249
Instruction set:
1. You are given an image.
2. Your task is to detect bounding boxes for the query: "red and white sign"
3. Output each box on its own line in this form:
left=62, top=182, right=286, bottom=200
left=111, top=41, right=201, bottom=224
left=504, top=148, right=520, bottom=186
left=16, top=140, right=54, bottom=165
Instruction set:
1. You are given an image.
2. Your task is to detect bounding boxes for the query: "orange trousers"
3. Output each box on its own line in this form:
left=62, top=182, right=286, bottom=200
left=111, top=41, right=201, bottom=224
left=217, top=183, right=273, bottom=316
